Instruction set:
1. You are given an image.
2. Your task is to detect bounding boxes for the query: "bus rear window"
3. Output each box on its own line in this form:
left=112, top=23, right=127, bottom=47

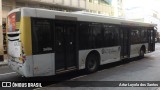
left=7, top=12, right=20, bottom=32
left=8, top=33, right=19, bottom=37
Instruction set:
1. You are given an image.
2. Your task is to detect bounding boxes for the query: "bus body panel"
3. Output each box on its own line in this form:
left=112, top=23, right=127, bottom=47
left=8, top=53, right=56, bottom=77
left=78, top=46, right=121, bottom=70
left=21, top=8, right=36, bottom=17
left=36, top=9, right=55, bottom=19
left=20, top=16, right=32, bottom=56
left=8, top=40, right=21, bottom=58
left=100, top=46, right=121, bottom=65
left=8, top=56, right=33, bottom=77
left=130, top=43, right=148, bottom=58
left=32, top=53, right=55, bottom=76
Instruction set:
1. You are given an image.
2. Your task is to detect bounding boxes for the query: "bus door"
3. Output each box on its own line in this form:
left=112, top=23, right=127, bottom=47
left=55, top=21, right=77, bottom=73
left=148, top=29, right=155, bottom=51
left=120, top=27, right=131, bottom=59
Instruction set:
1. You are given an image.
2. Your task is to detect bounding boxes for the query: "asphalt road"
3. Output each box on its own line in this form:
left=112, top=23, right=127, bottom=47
left=0, top=43, right=160, bottom=90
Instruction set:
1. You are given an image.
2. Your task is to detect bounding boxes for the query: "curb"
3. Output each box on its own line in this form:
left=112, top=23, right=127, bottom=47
left=0, top=62, right=8, bottom=67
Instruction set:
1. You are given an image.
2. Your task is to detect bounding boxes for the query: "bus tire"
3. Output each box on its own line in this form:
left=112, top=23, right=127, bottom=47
left=139, top=49, right=144, bottom=59
left=85, top=53, right=99, bottom=73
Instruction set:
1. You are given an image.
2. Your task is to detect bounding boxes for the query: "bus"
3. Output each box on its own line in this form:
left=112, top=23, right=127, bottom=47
left=7, top=7, right=156, bottom=77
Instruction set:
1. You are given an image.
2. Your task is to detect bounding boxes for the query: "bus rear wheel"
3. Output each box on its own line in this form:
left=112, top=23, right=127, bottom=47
left=139, top=49, right=144, bottom=59
left=85, top=54, right=99, bottom=73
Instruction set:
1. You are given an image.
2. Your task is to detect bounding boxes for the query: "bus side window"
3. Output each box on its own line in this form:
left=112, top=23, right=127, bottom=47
left=131, top=28, right=141, bottom=44
left=90, top=23, right=103, bottom=48
left=79, top=22, right=92, bottom=49
left=103, top=24, right=119, bottom=47
left=141, top=29, right=148, bottom=43
left=31, top=18, right=53, bottom=54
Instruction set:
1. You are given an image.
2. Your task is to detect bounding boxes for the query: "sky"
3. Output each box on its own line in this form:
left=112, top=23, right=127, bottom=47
left=123, top=0, right=160, bottom=12
left=123, top=0, right=160, bottom=32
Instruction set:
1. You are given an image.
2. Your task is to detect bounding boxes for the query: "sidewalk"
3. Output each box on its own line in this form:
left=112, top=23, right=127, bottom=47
left=0, top=59, right=8, bottom=67
left=0, top=55, right=8, bottom=67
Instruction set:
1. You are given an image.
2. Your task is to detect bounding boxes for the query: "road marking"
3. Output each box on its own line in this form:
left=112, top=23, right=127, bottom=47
left=70, top=75, right=88, bottom=80
left=0, top=72, right=16, bottom=76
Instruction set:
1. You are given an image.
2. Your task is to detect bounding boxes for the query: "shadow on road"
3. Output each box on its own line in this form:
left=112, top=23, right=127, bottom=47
left=7, top=56, right=149, bottom=87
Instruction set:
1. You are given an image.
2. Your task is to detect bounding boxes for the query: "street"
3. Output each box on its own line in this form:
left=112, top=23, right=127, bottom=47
left=0, top=43, right=160, bottom=90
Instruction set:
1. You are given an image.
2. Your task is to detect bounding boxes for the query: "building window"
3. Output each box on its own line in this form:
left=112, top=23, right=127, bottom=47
left=2, top=22, right=6, bottom=30
left=103, top=24, right=119, bottom=47
left=153, top=13, right=157, bottom=18
left=99, top=0, right=109, bottom=5
left=93, top=0, right=99, bottom=4
left=89, top=0, right=92, bottom=3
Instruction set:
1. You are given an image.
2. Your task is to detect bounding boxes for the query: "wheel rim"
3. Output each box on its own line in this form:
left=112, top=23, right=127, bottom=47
left=88, top=58, right=97, bottom=70
left=140, top=50, right=144, bottom=57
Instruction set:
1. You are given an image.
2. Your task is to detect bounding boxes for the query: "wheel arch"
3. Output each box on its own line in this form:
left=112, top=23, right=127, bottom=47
left=141, top=45, right=146, bottom=53
left=85, top=50, right=101, bottom=67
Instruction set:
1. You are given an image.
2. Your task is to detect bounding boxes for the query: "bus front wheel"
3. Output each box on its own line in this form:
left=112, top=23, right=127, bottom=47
left=85, top=54, right=99, bottom=73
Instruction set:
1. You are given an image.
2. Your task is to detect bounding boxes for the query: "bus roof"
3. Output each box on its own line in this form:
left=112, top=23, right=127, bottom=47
left=9, top=7, right=156, bottom=27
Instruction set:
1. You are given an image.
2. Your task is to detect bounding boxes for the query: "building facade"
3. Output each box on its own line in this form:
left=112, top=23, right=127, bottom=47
left=124, top=0, right=160, bottom=41
left=110, top=0, right=124, bottom=17
left=0, top=0, right=3, bottom=61
left=86, top=0, right=113, bottom=16
left=0, top=0, right=115, bottom=60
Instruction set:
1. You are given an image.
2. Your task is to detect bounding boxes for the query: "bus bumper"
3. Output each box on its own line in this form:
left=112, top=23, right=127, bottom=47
left=8, top=59, right=24, bottom=76
left=8, top=59, right=33, bottom=77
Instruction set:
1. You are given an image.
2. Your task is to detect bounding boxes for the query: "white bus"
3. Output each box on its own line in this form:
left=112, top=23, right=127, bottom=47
left=7, top=7, right=156, bottom=77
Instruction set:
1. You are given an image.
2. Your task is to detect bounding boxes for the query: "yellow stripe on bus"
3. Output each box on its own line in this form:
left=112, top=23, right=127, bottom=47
left=20, top=17, right=32, bottom=56
left=16, top=22, right=20, bottom=29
